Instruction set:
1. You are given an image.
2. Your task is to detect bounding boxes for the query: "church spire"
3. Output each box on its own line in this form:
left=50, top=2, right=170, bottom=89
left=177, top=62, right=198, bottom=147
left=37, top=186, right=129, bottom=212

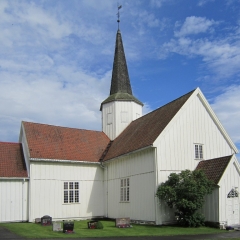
left=110, top=30, right=132, bottom=95
left=100, top=8, right=143, bottom=140
left=100, top=28, right=143, bottom=110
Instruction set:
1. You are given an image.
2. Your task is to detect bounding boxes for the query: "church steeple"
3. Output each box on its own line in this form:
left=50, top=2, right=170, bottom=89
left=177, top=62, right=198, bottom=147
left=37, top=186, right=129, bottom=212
left=110, top=30, right=132, bottom=95
left=100, top=30, right=143, bottom=110
left=100, top=10, right=143, bottom=140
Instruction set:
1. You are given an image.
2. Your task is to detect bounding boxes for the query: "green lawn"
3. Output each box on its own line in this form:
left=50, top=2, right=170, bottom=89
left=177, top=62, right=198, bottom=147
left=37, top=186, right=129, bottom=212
left=0, top=220, right=233, bottom=238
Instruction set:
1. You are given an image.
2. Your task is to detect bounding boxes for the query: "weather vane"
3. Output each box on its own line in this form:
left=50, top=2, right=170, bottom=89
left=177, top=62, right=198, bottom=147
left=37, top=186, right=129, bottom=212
left=117, top=4, right=122, bottom=30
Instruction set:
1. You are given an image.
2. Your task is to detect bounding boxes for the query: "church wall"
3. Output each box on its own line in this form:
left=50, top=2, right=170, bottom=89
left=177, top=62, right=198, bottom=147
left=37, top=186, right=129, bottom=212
left=104, top=147, right=156, bottom=222
left=218, top=156, right=240, bottom=225
left=202, top=156, right=240, bottom=225
left=201, top=188, right=219, bottom=223
left=0, top=179, right=29, bottom=222
left=155, top=94, right=233, bottom=174
left=154, top=92, right=235, bottom=224
left=102, top=101, right=142, bottom=140
left=29, top=161, right=104, bottom=222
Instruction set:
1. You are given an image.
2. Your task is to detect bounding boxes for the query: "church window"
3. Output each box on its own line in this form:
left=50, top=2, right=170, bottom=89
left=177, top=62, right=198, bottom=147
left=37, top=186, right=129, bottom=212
left=227, top=188, right=238, bottom=198
left=194, top=144, right=203, bottom=160
left=120, top=178, right=130, bottom=202
left=64, top=182, right=79, bottom=203
left=107, top=113, right=112, bottom=124
left=121, top=112, right=128, bottom=123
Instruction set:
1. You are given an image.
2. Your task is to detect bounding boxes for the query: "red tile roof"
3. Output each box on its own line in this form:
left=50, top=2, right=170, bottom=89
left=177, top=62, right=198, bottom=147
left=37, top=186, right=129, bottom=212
left=195, top=155, right=232, bottom=184
left=0, top=142, right=28, bottom=177
left=103, top=90, right=195, bottom=161
left=22, top=122, right=110, bottom=162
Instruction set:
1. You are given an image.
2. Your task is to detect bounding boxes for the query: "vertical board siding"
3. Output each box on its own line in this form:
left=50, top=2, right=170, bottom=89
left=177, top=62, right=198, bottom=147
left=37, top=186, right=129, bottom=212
left=154, top=95, right=235, bottom=224
left=105, top=148, right=156, bottom=221
left=218, top=157, right=240, bottom=224
left=202, top=188, right=219, bottom=222
left=102, top=101, right=142, bottom=140
left=156, top=95, right=233, bottom=173
left=29, top=162, right=104, bottom=222
left=0, top=180, right=28, bottom=222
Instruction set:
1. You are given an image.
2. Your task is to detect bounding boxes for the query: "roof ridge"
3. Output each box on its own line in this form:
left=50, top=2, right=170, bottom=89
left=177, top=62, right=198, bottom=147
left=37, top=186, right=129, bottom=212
left=22, top=121, right=103, bottom=133
left=0, top=141, right=21, bottom=145
left=132, top=88, right=196, bottom=123
left=204, top=155, right=233, bottom=161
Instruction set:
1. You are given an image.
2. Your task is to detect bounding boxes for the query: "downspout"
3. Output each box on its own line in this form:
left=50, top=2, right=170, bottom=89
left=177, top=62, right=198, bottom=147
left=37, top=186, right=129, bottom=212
left=100, top=162, right=108, bottom=218
left=28, top=165, right=32, bottom=222
left=22, top=179, right=25, bottom=222
left=154, top=147, right=159, bottom=225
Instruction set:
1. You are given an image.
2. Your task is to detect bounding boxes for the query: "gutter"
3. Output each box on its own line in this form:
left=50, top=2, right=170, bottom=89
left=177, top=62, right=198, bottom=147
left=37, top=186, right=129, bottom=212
left=22, top=178, right=25, bottom=222
left=154, top=147, right=159, bottom=225
left=30, top=158, right=100, bottom=165
left=0, top=177, right=29, bottom=180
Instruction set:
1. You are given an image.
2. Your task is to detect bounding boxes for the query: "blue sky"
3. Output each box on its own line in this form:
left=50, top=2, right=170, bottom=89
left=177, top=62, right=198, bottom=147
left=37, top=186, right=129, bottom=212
left=0, top=0, right=240, bottom=160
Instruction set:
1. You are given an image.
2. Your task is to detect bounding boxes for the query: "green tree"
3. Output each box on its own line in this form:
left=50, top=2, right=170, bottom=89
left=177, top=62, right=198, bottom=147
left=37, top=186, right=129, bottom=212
left=156, top=169, right=214, bottom=227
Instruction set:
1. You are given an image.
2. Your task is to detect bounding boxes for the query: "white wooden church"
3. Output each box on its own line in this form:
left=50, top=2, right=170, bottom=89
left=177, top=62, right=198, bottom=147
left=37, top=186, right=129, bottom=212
left=0, top=27, right=240, bottom=226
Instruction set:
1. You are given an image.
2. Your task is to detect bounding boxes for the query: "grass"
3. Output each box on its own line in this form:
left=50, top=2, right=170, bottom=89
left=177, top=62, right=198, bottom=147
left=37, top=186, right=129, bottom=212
left=1, top=220, right=234, bottom=239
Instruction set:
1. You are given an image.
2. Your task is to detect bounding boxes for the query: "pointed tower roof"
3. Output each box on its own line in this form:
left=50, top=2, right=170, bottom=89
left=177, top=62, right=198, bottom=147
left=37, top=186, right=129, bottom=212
left=100, top=30, right=143, bottom=110
left=110, top=30, right=132, bottom=95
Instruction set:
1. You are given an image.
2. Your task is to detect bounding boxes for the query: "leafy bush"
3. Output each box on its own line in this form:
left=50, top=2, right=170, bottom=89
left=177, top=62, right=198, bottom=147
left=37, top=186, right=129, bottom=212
left=156, top=169, right=214, bottom=227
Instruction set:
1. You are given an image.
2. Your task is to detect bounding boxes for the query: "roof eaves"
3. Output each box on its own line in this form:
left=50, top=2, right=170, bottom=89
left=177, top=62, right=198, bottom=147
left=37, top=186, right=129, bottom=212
left=100, top=93, right=143, bottom=110
left=30, top=158, right=101, bottom=165
left=0, top=177, right=29, bottom=180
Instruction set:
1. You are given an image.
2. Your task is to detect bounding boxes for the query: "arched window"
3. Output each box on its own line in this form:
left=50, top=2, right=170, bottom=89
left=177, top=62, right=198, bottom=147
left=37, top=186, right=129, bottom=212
left=227, top=188, right=238, bottom=198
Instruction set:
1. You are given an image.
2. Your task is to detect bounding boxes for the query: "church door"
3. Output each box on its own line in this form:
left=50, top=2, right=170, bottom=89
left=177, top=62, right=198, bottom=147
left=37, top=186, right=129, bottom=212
left=227, top=188, right=239, bottom=225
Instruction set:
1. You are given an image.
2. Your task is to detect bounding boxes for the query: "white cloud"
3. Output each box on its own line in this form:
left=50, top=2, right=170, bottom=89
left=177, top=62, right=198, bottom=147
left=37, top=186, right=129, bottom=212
left=211, top=85, right=240, bottom=145
left=150, top=0, right=167, bottom=8
left=0, top=65, right=111, bottom=142
left=198, top=0, right=215, bottom=6
left=159, top=16, right=240, bottom=80
left=143, top=102, right=153, bottom=115
left=174, top=16, right=217, bottom=37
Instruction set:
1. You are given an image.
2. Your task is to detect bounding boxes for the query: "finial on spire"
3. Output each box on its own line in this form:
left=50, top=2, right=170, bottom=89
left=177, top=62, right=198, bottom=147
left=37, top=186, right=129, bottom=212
left=117, top=4, right=122, bottom=30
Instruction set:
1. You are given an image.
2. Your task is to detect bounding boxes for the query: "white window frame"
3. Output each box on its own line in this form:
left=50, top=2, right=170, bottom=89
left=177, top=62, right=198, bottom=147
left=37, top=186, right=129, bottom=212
left=194, top=144, right=203, bottom=160
left=120, top=178, right=130, bottom=202
left=63, top=182, right=79, bottom=204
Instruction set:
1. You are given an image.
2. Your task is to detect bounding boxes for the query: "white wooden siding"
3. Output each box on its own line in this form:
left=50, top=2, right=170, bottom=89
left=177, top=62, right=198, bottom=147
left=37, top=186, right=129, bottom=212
left=202, top=188, right=219, bottom=222
left=154, top=93, right=236, bottom=224
left=29, top=162, right=104, bottom=222
left=0, top=179, right=28, bottom=222
left=218, top=156, right=240, bottom=225
left=102, top=101, right=142, bottom=140
left=155, top=95, right=233, bottom=174
left=105, top=148, right=156, bottom=222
